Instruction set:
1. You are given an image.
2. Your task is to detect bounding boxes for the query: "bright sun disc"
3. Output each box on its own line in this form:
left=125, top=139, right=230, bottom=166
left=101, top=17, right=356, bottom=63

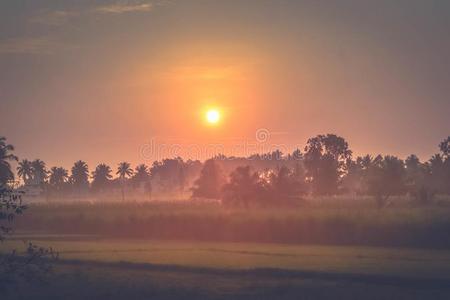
left=206, top=109, right=220, bottom=124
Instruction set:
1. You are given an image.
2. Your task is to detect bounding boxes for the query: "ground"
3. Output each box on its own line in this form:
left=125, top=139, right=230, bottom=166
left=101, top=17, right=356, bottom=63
left=2, top=236, right=450, bottom=299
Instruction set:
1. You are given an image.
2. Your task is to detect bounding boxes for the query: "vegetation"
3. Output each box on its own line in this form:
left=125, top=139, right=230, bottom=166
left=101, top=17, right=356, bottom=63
left=2, top=238, right=450, bottom=300
left=1, top=134, right=448, bottom=209
left=1, top=134, right=450, bottom=298
left=12, top=199, right=450, bottom=248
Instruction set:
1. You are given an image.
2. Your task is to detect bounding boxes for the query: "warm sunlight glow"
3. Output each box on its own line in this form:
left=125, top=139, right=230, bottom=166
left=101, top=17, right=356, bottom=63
left=206, top=109, right=220, bottom=124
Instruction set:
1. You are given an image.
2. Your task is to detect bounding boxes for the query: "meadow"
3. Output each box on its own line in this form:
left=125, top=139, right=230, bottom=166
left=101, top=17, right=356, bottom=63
left=2, top=197, right=450, bottom=299
left=3, top=236, right=450, bottom=299
left=14, top=196, right=450, bottom=248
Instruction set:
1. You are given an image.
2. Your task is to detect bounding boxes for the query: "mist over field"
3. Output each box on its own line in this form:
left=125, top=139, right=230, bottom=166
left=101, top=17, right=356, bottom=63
left=1, top=1, right=450, bottom=299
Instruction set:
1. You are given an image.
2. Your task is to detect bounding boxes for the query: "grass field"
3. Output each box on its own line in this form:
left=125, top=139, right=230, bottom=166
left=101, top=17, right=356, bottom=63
left=15, top=199, right=450, bottom=248
left=3, top=236, right=450, bottom=299
left=3, top=200, right=450, bottom=299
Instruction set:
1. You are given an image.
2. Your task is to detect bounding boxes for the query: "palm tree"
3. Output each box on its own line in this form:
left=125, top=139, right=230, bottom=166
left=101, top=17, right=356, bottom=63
left=0, top=137, right=18, bottom=187
left=132, top=164, right=149, bottom=184
left=91, top=163, right=113, bottom=193
left=117, top=162, right=133, bottom=201
left=70, top=160, right=89, bottom=196
left=30, top=159, right=48, bottom=186
left=132, top=164, right=152, bottom=199
left=49, top=167, right=69, bottom=195
left=17, top=159, right=33, bottom=185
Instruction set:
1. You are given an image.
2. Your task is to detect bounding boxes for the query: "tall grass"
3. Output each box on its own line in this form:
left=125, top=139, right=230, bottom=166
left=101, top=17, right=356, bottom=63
left=14, top=196, right=450, bottom=249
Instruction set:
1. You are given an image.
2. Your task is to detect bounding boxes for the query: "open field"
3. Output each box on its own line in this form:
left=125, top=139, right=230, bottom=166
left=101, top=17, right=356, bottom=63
left=3, top=236, right=450, bottom=299
left=4, top=200, right=450, bottom=299
left=14, top=199, right=450, bottom=248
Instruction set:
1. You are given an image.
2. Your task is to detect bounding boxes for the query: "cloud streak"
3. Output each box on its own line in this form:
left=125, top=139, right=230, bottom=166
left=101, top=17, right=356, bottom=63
left=93, top=2, right=153, bottom=14
left=0, top=37, right=57, bottom=55
left=30, top=1, right=155, bottom=27
left=1, top=1, right=159, bottom=55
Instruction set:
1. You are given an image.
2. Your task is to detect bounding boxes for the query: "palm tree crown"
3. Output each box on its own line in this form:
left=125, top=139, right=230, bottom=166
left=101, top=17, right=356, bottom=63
left=71, top=160, right=89, bottom=188
left=92, top=163, right=113, bottom=192
left=117, top=162, right=133, bottom=179
left=17, top=159, right=33, bottom=184
left=31, top=159, right=48, bottom=185
left=49, top=167, right=69, bottom=187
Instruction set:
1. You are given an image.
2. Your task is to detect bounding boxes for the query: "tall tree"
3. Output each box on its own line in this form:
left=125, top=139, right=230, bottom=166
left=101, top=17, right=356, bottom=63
left=304, top=134, right=352, bottom=195
left=268, top=165, right=307, bottom=203
left=222, top=166, right=262, bottom=208
left=30, top=159, right=48, bottom=186
left=438, top=136, right=450, bottom=194
left=17, top=159, right=33, bottom=185
left=0, top=137, right=17, bottom=187
left=49, top=167, right=69, bottom=196
left=366, top=155, right=406, bottom=208
left=70, top=160, right=89, bottom=196
left=439, top=136, right=450, bottom=159
left=191, top=159, right=226, bottom=199
left=117, top=162, right=133, bottom=201
left=150, top=157, right=186, bottom=192
left=91, top=163, right=112, bottom=193
left=132, top=164, right=152, bottom=199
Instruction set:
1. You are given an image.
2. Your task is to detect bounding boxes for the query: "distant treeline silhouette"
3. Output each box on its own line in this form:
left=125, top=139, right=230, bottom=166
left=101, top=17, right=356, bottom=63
left=1, top=134, right=449, bottom=207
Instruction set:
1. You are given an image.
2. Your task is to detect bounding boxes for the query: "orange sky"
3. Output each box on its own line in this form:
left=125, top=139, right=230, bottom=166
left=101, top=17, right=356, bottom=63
left=1, top=1, right=449, bottom=169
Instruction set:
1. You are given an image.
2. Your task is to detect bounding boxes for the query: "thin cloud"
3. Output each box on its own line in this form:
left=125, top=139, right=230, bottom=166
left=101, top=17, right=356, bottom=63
left=30, top=1, right=155, bottom=27
left=30, top=10, right=80, bottom=26
left=0, top=37, right=57, bottom=55
left=93, top=1, right=153, bottom=14
left=3, top=1, right=159, bottom=54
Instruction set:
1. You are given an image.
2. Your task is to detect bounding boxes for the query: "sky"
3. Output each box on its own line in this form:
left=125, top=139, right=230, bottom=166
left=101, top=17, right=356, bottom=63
left=1, top=0, right=449, bottom=169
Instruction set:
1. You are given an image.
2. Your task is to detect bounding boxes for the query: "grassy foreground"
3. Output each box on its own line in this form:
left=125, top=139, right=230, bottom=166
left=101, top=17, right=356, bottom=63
left=15, top=199, right=450, bottom=248
left=3, top=237, right=450, bottom=299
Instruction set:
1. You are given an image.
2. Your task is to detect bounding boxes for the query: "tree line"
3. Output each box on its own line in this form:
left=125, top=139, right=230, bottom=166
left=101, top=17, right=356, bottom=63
left=1, top=135, right=449, bottom=206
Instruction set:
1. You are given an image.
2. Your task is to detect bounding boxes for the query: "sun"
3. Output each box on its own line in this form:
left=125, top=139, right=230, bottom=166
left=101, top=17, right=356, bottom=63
left=206, top=109, right=220, bottom=124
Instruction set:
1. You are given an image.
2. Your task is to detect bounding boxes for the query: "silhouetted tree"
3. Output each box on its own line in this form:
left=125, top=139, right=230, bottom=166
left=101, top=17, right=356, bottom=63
left=428, top=153, right=450, bottom=195
left=0, top=137, right=18, bottom=187
left=404, top=155, right=434, bottom=203
left=439, top=136, right=450, bottom=159
left=30, top=159, right=48, bottom=187
left=132, top=164, right=152, bottom=199
left=304, top=134, right=352, bottom=195
left=150, top=157, right=187, bottom=193
left=91, top=163, right=112, bottom=193
left=17, top=159, right=33, bottom=185
left=222, top=166, right=263, bottom=208
left=49, top=167, right=69, bottom=197
left=117, top=162, right=133, bottom=201
left=437, top=136, right=450, bottom=194
left=191, top=159, right=226, bottom=199
left=70, top=160, right=89, bottom=196
left=366, top=155, right=406, bottom=208
left=267, top=165, right=307, bottom=204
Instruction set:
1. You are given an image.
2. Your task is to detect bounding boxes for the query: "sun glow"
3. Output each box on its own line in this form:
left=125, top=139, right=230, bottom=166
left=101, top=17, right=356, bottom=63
left=206, top=109, right=220, bottom=124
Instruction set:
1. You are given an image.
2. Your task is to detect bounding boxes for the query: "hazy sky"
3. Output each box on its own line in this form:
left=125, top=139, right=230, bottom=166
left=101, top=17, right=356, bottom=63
left=1, top=0, right=449, bottom=169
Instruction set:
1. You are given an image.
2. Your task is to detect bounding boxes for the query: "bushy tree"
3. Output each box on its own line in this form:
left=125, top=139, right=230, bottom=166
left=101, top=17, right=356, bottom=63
left=366, top=155, right=406, bottom=208
left=117, top=162, right=133, bottom=201
left=266, top=165, right=307, bottom=204
left=70, top=160, right=89, bottom=196
left=221, top=166, right=263, bottom=208
left=49, top=167, right=69, bottom=197
left=191, top=159, right=226, bottom=199
left=150, top=158, right=186, bottom=192
left=304, top=134, right=352, bottom=195
left=91, top=163, right=113, bottom=193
